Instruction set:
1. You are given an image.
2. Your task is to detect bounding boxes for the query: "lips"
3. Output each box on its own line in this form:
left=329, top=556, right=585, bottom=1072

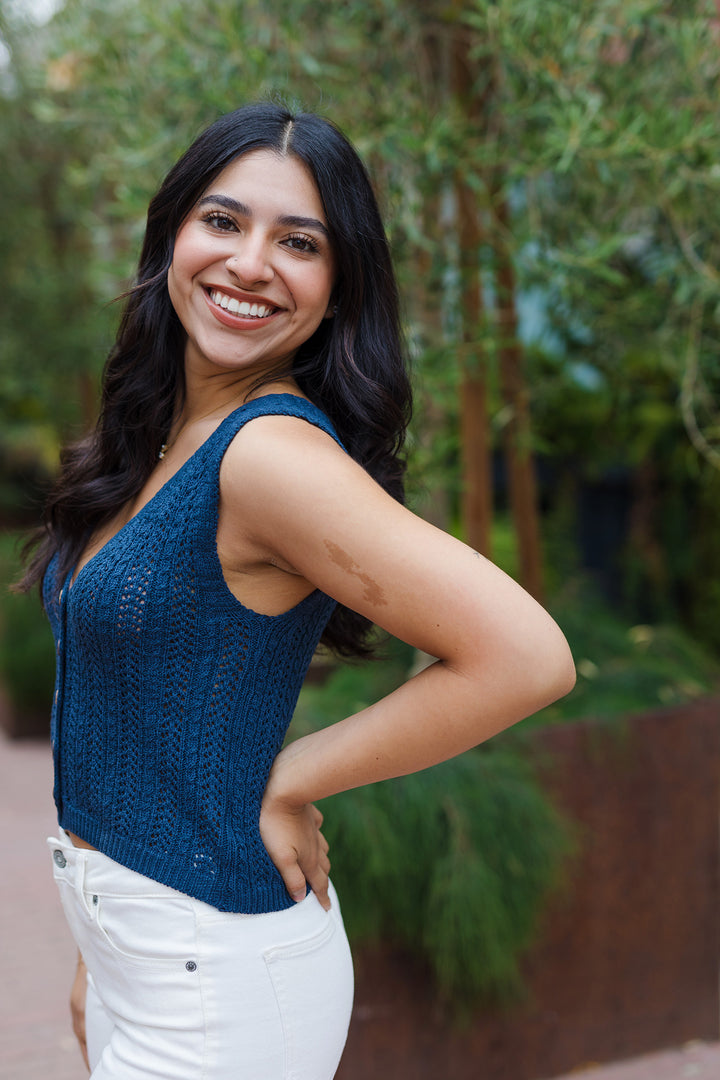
left=203, top=287, right=283, bottom=329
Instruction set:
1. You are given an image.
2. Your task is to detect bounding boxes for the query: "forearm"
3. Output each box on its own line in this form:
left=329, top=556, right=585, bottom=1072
left=270, top=644, right=574, bottom=807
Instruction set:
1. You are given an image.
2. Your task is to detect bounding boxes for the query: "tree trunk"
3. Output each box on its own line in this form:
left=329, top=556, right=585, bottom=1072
left=456, top=180, right=493, bottom=556
left=494, top=191, right=545, bottom=602
left=452, top=20, right=494, bottom=556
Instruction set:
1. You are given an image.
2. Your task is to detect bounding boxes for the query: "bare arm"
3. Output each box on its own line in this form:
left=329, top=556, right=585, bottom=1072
left=224, top=416, right=576, bottom=899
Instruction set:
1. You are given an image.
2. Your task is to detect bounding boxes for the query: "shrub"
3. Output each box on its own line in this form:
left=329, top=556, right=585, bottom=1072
left=0, top=532, right=55, bottom=734
left=293, top=644, right=574, bottom=1007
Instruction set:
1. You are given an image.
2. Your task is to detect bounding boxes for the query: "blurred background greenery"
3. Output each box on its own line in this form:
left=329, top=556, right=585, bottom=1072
left=1, top=0, right=719, bottom=1007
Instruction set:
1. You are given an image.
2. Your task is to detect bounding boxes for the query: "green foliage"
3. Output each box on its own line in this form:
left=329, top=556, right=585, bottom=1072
left=292, top=581, right=719, bottom=1004
left=293, top=647, right=573, bottom=1006
left=329, top=750, right=571, bottom=1007
left=0, top=533, right=55, bottom=715
left=528, top=337, right=720, bottom=643
left=535, top=579, right=720, bottom=725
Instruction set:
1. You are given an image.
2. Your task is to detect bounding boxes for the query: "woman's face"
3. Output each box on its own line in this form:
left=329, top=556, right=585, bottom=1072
left=167, top=149, right=336, bottom=383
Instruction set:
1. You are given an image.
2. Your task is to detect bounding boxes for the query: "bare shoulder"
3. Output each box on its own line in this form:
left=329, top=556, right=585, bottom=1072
left=221, top=410, right=371, bottom=502
left=218, top=408, right=385, bottom=565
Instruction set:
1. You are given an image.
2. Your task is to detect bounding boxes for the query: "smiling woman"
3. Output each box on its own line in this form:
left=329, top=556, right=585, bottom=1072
left=167, top=151, right=336, bottom=377
left=19, top=102, right=575, bottom=1080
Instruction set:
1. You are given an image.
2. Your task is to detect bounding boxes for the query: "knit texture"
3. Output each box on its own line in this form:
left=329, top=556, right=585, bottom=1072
left=44, top=395, right=342, bottom=912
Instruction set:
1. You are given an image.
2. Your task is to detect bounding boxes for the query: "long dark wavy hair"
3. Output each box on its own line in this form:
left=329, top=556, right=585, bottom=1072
left=22, top=102, right=412, bottom=657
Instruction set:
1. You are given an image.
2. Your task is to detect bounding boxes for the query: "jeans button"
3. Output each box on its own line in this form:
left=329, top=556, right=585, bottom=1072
left=53, top=849, right=67, bottom=868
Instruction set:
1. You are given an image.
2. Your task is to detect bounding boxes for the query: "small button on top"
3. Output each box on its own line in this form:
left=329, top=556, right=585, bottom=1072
left=53, top=849, right=67, bottom=868
left=185, top=961, right=197, bottom=973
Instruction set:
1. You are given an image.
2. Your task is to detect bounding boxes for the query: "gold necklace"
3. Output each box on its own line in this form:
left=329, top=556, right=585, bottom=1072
left=158, top=422, right=195, bottom=460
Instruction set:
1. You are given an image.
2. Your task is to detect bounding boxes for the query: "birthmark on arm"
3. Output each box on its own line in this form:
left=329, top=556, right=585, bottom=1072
left=324, top=539, right=388, bottom=607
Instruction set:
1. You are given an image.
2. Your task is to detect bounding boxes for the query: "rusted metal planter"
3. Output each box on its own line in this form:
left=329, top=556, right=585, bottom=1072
left=337, top=698, right=720, bottom=1080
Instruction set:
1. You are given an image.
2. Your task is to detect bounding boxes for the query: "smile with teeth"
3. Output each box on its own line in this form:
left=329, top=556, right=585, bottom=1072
left=208, top=289, right=278, bottom=318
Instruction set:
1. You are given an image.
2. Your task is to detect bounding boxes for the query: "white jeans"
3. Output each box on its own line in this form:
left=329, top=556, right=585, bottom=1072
left=47, top=829, right=354, bottom=1079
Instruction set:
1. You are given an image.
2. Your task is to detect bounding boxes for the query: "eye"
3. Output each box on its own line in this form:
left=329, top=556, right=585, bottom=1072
left=202, top=211, right=237, bottom=231
left=284, top=233, right=321, bottom=254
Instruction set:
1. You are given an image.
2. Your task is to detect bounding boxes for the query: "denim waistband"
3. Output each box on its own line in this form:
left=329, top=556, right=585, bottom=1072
left=47, top=828, right=193, bottom=900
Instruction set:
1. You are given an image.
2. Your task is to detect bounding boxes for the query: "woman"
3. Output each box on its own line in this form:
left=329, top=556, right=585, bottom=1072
left=23, top=102, right=575, bottom=1079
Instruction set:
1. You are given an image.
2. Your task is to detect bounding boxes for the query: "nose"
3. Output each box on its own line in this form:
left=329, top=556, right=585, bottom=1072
left=225, top=235, right=274, bottom=285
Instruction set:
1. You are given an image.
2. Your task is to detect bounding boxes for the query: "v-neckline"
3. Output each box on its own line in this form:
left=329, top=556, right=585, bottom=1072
left=65, top=394, right=297, bottom=594
left=66, top=439, right=208, bottom=593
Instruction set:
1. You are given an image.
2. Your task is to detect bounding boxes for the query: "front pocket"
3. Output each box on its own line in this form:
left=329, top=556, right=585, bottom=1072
left=263, top=913, right=353, bottom=1079
left=53, top=875, right=205, bottom=1036
left=92, top=893, right=197, bottom=965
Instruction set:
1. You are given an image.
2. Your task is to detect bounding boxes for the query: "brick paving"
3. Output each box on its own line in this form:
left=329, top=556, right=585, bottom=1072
left=1, top=736, right=81, bottom=1080
left=1, top=733, right=719, bottom=1080
left=545, top=1041, right=720, bottom=1079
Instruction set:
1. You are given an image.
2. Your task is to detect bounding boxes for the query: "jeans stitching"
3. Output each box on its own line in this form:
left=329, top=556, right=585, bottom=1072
left=262, top=916, right=337, bottom=1079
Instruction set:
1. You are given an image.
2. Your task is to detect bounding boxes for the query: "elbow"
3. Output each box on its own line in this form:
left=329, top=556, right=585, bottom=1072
left=551, top=640, right=577, bottom=701
left=534, top=627, right=576, bottom=709
left=494, top=615, right=575, bottom=718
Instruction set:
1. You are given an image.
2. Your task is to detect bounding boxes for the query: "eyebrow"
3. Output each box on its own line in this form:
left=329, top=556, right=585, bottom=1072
left=197, top=194, right=330, bottom=241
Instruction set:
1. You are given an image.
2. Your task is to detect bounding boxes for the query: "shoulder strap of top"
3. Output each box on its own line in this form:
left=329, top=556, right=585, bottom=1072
left=210, top=393, right=346, bottom=456
left=188, top=393, right=347, bottom=555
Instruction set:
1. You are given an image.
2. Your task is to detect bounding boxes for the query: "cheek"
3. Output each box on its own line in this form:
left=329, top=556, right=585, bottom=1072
left=168, top=225, right=209, bottom=289
left=168, top=239, right=190, bottom=292
left=299, top=267, right=335, bottom=317
left=166, top=234, right=203, bottom=315
left=166, top=251, right=199, bottom=330
left=166, top=263, right=182, bottom=318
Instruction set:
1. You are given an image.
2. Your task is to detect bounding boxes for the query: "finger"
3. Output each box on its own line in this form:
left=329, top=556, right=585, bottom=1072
left=312, top=806, right=324, bottom=827
left=310, top=878, right=331, bottom=911
left=305, top=861, right=331, bottom=911
left=279, top=859, right=308, bottom=903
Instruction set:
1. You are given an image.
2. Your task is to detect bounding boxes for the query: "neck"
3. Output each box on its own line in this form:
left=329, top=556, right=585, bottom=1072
left=158, top=376, right=302, bottom=462
left=177, top=372, right=301, bottom=428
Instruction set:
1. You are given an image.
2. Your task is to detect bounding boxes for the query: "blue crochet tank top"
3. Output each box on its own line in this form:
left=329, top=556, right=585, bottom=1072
left=43, top=395, right=342, bottom=913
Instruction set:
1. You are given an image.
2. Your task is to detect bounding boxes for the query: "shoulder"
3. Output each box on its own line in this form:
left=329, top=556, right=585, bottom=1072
left=225, top=391, right=344, bottom=451
left=222, top=408, right=357, bottom=493
left=219, top=407, right=398, bottom=552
